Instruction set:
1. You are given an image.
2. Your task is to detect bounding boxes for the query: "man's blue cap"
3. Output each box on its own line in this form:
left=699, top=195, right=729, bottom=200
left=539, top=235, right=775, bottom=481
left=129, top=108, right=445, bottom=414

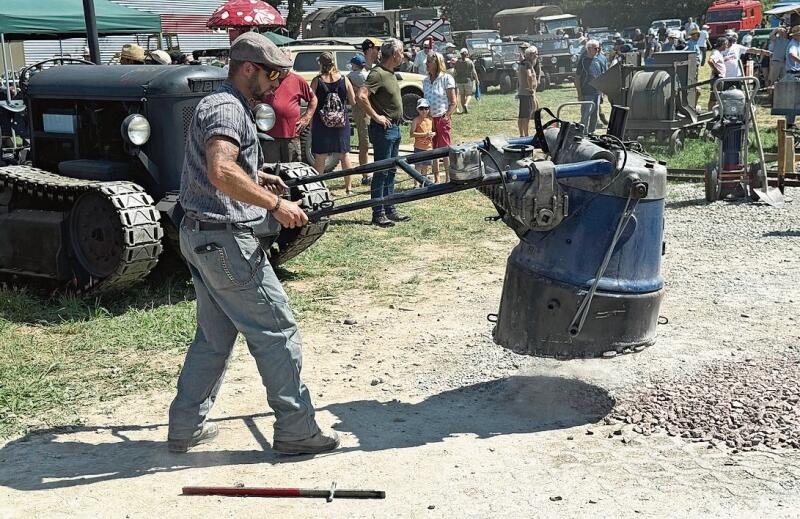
left=350, top=54, right=366, bottom=66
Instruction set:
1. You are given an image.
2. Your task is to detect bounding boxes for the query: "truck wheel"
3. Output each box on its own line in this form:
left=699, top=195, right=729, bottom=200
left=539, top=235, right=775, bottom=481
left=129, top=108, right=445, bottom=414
left=402, top=91, right=421, bottom=121
left=299, top=127, right=340, bottom=173
left=538, top=74, right=550, bottom=92
left=500, top=73, right=513, bottom=94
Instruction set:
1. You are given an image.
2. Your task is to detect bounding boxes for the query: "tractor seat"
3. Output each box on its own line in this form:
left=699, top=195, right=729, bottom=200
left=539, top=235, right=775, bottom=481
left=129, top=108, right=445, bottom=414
left=58, top=160, right=129, bottom=181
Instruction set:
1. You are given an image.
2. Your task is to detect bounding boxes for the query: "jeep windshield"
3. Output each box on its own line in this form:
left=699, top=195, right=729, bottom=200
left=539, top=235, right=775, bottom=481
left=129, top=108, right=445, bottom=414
left=534, top=39, right=569, bottom=53
left=466, top=38, right=495, bottom=52
left=491, top=44, right=521, bottom=62
left=651, top=19, right=682, bottom=30
left=543, top=17, right=579, bottom=33
left=706, top=10, right=743, bottom=23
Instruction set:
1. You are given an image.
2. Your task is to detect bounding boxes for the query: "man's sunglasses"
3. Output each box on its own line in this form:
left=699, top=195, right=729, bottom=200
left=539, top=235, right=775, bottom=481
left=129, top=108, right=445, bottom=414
left=252, top=62, right=282, bottom=81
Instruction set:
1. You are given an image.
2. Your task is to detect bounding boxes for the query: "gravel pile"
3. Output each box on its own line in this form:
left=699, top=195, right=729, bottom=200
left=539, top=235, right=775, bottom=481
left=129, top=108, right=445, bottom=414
left=611, top=354, right=800, bottom=451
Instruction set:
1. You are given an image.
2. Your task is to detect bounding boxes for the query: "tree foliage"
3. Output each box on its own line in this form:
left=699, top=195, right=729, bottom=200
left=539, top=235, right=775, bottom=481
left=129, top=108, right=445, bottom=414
left=265, top=0, right=314, bottom=37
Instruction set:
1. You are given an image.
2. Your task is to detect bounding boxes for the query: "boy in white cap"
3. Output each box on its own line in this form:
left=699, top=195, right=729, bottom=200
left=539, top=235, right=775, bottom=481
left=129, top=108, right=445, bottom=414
left=410, top=97, right=435, bottom=184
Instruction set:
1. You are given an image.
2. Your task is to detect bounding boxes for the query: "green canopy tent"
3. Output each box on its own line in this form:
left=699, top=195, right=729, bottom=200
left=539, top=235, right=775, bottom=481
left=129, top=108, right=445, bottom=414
left=0, top=0, right=162, bottom=40
left=261, top=32, right=295, bottom=46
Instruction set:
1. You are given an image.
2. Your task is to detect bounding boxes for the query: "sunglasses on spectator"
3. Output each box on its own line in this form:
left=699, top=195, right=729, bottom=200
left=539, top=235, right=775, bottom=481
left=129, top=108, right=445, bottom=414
left=418, top=106, right=430, bottom=110
left=251, top=62, right=282, bottom=81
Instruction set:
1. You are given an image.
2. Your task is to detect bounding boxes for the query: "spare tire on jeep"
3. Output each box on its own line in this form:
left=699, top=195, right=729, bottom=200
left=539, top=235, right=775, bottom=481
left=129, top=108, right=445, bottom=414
left=402, top=91, right=421, bottom=121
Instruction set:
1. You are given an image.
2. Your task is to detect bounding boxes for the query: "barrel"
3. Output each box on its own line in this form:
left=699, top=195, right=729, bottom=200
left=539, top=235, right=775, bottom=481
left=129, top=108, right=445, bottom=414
left=492, top=127, right=666, bottom=359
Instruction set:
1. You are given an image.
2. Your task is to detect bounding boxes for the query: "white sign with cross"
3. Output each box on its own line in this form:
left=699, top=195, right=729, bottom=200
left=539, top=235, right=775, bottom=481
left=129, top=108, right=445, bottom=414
left=413, top=18, right=446, bottom=43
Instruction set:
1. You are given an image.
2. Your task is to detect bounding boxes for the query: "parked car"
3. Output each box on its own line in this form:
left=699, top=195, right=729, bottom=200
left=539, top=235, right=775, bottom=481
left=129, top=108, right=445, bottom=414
left=649, top=19, right=682, bottom=37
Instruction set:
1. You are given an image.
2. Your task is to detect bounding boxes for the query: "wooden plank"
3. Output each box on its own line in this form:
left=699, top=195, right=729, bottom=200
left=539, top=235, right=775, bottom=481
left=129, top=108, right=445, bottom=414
left=784, top=136, right=795, bottom=177
left=777, top=119, right=786, bottom=179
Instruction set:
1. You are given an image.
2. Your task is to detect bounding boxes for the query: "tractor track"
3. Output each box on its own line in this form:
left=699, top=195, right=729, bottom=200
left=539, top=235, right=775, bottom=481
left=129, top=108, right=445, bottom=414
left=0, top=165, right=163, bottom=292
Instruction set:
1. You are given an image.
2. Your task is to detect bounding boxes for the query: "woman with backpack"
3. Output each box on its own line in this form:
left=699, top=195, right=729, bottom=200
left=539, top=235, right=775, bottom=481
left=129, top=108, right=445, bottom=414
left=310, top=52, right=357, bottom=193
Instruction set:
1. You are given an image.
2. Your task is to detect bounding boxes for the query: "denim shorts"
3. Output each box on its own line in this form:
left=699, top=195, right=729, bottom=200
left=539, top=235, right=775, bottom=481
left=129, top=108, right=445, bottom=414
left=413, top=147, right=432, bottom=166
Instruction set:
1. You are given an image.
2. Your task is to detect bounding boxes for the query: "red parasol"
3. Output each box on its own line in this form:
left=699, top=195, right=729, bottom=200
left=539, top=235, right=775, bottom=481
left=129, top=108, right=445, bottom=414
left=207, top=0, right=285, bottom=29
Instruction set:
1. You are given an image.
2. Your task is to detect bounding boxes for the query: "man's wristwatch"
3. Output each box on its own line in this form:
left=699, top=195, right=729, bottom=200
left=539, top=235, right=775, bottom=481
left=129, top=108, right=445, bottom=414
left=269, top=197, right=282, bottom=213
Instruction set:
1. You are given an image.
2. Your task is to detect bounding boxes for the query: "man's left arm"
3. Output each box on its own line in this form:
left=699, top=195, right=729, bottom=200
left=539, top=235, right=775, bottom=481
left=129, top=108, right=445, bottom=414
left=297, top=80, right=317, bottom=132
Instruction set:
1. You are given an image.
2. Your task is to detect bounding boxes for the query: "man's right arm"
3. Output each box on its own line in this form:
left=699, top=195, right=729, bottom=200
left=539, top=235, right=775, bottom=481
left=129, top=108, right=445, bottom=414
left=356, top=80, right=390, bottom=128
left=206, top=136, right=307, bottom=228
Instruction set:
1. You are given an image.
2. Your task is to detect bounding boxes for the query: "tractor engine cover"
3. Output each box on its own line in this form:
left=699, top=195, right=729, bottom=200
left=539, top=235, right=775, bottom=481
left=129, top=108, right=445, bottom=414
left=489, top=126, right=667, bottom=359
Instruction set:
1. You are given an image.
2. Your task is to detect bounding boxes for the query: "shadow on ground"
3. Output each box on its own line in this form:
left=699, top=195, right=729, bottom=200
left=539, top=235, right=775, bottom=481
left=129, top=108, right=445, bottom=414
left=323, top=375, right=614, bottom=452
left=0, top=376, right=613, bottom=492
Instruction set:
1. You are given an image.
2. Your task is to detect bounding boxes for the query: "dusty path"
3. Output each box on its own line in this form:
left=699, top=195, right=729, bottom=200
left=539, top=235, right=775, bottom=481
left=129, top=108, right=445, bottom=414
left=2, top=184, right=800, bottom=518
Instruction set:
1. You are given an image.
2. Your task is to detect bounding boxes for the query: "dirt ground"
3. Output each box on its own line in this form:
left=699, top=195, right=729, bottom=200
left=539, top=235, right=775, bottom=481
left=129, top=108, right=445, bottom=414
left=2, top=183, right=800, bottom=518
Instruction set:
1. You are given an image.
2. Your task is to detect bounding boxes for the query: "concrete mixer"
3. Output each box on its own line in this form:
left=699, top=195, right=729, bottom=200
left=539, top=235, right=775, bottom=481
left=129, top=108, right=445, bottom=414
left=591, top=51, right=716, bottom=151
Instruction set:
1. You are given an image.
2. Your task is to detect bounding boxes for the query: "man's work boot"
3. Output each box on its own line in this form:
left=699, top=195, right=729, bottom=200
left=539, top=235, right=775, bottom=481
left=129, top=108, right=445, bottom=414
left=273, top=430, right=340, bottom=455
left=386, top=211, right=411, bottom=222
left=372, top=214, right=395, bottom=227
left=167, top=422, right=219, bottom=453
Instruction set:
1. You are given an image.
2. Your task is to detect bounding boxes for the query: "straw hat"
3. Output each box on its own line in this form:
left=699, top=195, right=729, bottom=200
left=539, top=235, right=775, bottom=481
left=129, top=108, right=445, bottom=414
left=149, top=50, right=171, bottom=65
left=790, top=25, right=800, bottom=37
left=120, top=43, right=145, bottom=63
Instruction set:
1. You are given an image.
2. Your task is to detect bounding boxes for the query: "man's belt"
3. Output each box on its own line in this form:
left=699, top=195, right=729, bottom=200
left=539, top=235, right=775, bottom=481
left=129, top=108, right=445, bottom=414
left=184, top=214, right=251, bottom=232
left=370, top=118, right=403, bottom=126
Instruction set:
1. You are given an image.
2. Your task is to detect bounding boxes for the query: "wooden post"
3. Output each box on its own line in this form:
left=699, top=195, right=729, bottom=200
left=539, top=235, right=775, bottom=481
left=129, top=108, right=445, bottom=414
left=778, top=119, right=786, bottom=179
left=784, top=136, right=795, bottom=178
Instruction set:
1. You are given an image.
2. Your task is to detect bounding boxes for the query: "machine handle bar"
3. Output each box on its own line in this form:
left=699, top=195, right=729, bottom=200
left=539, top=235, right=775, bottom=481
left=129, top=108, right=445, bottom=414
left=712, top=76, right=760, bottom=107
left=306, top=159, right=613, bottom=221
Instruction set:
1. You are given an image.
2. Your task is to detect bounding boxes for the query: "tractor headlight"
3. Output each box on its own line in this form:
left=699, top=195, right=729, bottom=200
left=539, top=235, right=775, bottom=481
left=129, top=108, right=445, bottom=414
left=121, top=114, right=150, bottom=146
left=551, top=56, right=558, bottom=64
left=254, top=103, right=276, bottom=132
left=571, top=54, right=578, bottom=63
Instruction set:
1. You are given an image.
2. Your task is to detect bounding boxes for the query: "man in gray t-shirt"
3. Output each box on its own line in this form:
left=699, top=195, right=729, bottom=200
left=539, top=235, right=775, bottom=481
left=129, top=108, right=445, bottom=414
left=169, top=32, right=339, bottom=456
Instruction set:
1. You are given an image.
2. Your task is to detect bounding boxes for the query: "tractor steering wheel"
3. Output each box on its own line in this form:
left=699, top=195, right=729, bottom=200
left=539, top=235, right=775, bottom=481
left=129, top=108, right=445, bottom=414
left=19, top=57, right=97, bottom=96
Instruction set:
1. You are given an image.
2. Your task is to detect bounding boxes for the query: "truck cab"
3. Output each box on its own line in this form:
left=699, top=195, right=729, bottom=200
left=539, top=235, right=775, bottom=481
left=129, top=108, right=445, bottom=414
left=493, top=5, right=564, bottom=37
left=705, top=0, right=763, bottom=38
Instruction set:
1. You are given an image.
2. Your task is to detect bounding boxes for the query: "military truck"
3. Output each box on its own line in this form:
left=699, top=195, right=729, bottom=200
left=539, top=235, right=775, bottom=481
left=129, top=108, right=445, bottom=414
left=0, top=63, right=330, bottom=292
left=493, top=5, right=564, bottom=37
left=301, top=6, right=390, bottom=39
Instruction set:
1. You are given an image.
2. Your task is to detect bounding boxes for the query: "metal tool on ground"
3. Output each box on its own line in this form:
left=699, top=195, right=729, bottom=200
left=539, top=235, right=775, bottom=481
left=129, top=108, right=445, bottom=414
left=182, top=483, right=385, bottom=500
left=282, top=108, right=668, bottom=359
left=704, top=77, right=783, bottom=207
left=742, top=75, right=784, bottom=207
